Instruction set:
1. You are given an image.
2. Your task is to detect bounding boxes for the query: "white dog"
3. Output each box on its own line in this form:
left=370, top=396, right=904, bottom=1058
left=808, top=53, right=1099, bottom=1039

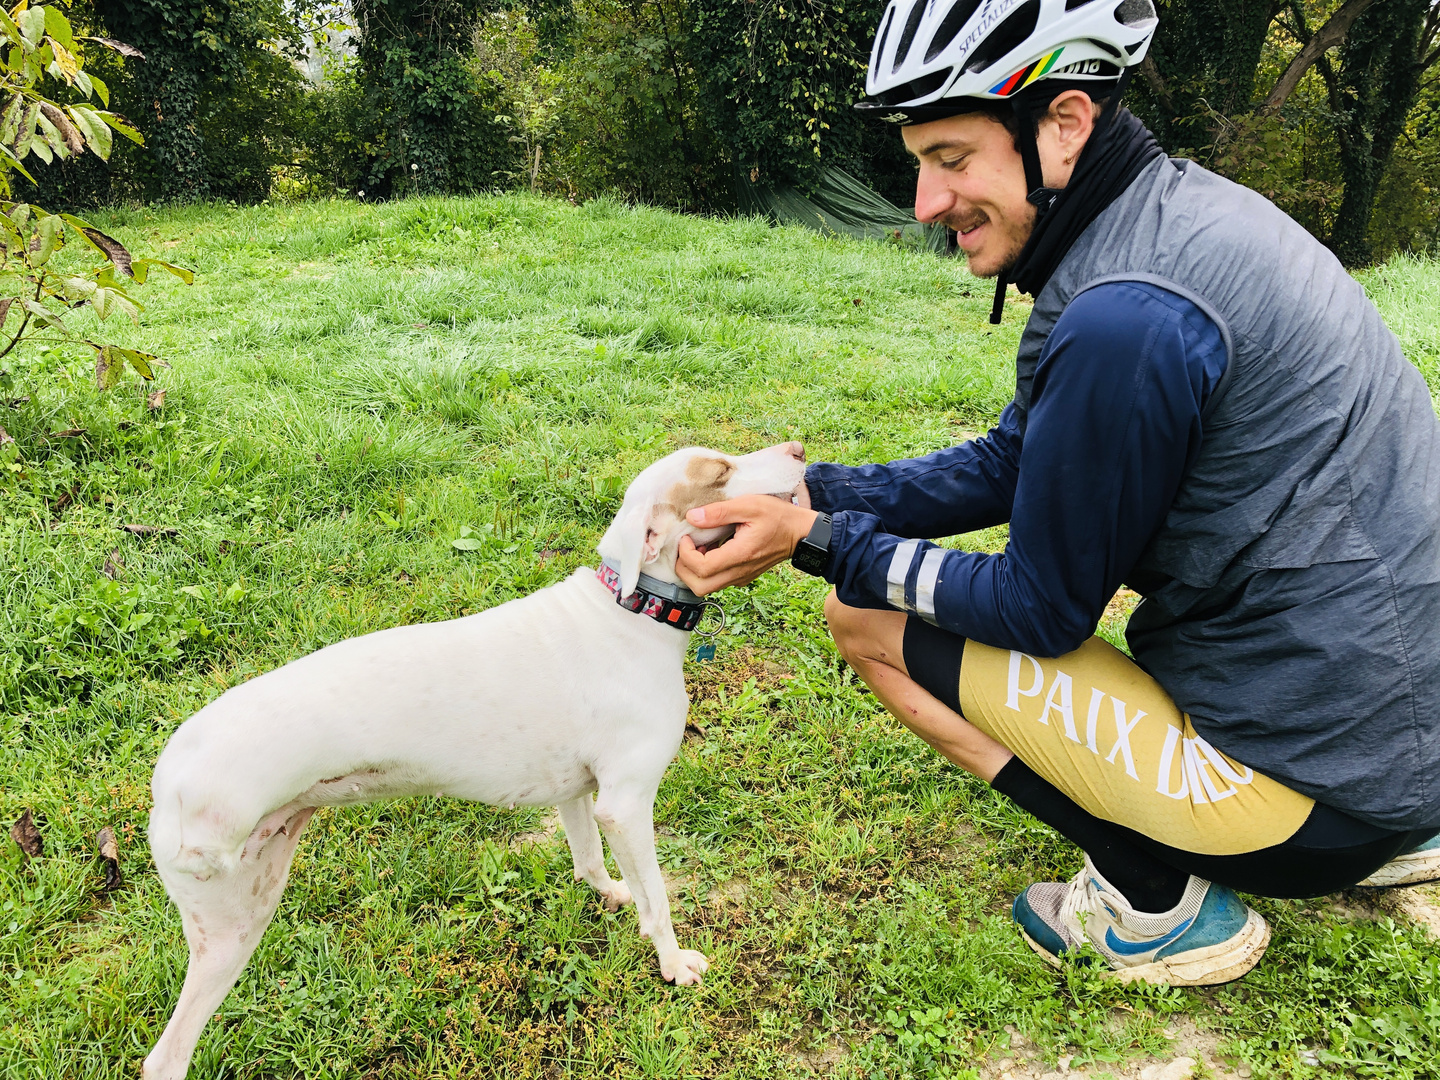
left=141, top=443, right=807, bottom=1080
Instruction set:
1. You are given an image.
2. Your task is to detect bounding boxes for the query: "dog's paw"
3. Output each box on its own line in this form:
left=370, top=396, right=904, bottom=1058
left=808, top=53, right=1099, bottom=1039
left=598, top=881, right=632, bottom=912
left=662, top=949, right=710, bottom=986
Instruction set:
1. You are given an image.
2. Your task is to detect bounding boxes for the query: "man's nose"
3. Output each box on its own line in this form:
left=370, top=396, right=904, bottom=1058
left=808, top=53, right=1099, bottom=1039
left=912, top=164, right=957, bottom=225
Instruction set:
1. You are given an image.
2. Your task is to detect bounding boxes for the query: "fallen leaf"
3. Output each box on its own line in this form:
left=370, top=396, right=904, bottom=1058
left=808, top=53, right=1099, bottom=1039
left=119, top=523, right=178, bottom=537
left=10, top=809, right=42, bottom=858
left=852, top=297, right=862, bottom=306
left=96, top=826, right=122, bottom=890
left=47, top=428, right=86, bottom=438
left=146, top=388, right=166, bottom=410
left=49, top=486, right=77, bottom=516
left=0, top=425, right=11, bottom=444
left=101, top=547, right=123, bottom=579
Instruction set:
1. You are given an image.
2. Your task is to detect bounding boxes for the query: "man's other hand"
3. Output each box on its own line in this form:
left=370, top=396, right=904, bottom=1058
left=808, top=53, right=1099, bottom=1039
left=675, top=496, right=819, bottom=595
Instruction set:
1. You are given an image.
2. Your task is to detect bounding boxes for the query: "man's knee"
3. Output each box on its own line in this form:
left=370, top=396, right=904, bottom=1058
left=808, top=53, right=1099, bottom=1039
left=823, top=589, right=859, bottom=655
left=825, top=590, right=902, bottom=668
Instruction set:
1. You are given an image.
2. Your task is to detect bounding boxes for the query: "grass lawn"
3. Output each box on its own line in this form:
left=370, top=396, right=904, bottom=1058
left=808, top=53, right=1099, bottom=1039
left=3, top=194, right=1439, bottom=1080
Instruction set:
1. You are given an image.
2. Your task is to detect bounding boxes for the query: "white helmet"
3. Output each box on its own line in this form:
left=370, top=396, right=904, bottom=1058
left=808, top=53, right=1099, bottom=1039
left=855, top=0, right=1158, bottom=124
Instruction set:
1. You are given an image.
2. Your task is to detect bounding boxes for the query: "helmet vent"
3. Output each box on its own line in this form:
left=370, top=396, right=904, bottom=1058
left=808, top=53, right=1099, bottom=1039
left=875, top=5, right=897, bottom=70
left=893, top=0, right=929, bottom=70
left=1065, top=0, right=1100, bottom=9
left=1087, top=36, right=1122, bottom=56
left=1114, top=0, right=1156, bottom=27
left=924, top=0, right=984, bottom=63
left=873, top=67, right=954, bottom=105
left=961, top=0, right=1041, bottom=73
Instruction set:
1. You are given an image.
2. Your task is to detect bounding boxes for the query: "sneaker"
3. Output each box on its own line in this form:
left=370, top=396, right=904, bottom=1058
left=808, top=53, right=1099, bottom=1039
left=1357, top=832, right=1440, bottom=888
left=1012, top=855, right=1270, bottom=986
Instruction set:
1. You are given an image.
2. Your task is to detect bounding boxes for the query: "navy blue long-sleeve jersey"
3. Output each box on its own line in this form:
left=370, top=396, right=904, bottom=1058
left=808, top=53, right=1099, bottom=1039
left=806, top=280, right=1228, bottom=658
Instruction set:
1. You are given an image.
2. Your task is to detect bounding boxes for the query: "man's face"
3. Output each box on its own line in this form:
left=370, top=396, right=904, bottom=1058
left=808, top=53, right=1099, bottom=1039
left=902, top=112, right=1034, bottom=279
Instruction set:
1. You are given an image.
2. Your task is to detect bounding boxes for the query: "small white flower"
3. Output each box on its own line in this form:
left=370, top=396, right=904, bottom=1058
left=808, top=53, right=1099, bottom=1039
left=411, top=163, right=418, bottom=171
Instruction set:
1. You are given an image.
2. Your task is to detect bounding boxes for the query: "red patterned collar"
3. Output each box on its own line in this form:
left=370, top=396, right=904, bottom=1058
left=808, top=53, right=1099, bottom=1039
left=596, top=562, right=707, bottom=631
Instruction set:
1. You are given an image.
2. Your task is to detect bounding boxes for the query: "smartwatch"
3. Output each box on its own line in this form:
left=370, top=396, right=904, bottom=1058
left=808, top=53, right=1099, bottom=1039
left=791, top=512, right=833, bottom=577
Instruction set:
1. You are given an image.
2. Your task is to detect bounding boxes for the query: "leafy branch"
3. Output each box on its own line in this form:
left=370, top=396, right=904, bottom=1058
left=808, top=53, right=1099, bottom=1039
left=0, top=2, right=191, bottom=389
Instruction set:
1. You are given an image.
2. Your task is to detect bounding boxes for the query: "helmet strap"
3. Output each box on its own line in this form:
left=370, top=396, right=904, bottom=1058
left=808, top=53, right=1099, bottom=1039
left=987, top=69, right=1138, bottom=325
left=992, top=96, right=1056, bottom=325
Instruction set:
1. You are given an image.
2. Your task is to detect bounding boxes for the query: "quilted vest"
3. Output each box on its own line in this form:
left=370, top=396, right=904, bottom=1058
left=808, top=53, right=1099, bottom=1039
left=1013, top=155, right=1440, bottom=830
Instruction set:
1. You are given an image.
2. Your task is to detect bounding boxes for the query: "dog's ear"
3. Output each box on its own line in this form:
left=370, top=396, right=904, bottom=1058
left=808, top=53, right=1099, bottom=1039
left=600, top=502, right=676, bottom=597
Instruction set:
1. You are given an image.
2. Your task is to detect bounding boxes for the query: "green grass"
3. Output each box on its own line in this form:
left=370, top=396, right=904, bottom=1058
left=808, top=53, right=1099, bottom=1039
left=2, top=194, right=1439, bottom=1079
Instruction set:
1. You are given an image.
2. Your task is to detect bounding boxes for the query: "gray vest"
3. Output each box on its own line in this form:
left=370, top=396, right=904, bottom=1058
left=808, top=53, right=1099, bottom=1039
left=1015, top=156, right=1440, bottom=831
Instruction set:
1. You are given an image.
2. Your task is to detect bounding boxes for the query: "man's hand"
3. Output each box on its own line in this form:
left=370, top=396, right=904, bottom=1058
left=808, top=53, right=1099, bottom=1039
left=675, top=495, right=818, bottom=595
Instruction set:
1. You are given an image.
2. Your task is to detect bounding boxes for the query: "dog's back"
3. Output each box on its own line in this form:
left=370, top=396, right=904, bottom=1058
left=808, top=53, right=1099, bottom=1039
left=149, top=570, right=686, bottom=880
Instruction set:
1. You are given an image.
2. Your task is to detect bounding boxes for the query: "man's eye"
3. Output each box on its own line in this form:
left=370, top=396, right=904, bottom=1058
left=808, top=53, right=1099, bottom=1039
left=941, top=156, right=967, bottom=170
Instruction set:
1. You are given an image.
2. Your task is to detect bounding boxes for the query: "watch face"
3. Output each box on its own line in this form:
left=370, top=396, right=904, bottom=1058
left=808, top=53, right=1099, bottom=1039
left=793, top=542, right=828, bottom=576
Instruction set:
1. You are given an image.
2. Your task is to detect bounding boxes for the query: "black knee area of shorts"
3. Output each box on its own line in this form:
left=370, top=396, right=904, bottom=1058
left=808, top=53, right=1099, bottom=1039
left=990, top=759, right=1419, bottom=902
left=992, top=757, right=1190, bottom=912
left=901, top=618, right=965, bottom=715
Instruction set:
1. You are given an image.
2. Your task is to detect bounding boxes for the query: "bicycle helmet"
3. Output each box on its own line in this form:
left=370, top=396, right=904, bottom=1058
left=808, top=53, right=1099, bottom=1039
left=855, top=0, right=1158, bottom=125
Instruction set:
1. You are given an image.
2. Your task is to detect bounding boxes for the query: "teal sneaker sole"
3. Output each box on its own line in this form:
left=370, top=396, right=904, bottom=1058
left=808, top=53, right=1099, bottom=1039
left=1018, top=907, right=1270, bottom=987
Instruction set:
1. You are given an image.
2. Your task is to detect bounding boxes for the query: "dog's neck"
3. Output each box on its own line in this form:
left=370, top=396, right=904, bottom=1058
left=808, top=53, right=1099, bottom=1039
left=596, top=561, right=707, bottom=631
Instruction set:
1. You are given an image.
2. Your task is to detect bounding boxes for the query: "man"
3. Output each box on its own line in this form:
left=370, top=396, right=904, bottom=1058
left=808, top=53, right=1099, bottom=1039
left=674, top=0, right=1440, bottom=985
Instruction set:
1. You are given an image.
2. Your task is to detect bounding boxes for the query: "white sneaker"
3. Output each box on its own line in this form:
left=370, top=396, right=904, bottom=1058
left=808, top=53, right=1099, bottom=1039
left=1012, top=854, right=1270, bottom=986
left=1358, top=833, right=1440, bottom=888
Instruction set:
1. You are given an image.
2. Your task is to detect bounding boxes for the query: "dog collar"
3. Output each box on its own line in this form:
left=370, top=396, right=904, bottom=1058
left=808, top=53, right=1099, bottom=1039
left=596, top=561, right=707, bottom=631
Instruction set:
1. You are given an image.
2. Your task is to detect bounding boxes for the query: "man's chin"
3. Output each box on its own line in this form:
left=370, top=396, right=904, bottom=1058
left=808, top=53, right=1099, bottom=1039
left=962, top=251, right=1009, bottom=279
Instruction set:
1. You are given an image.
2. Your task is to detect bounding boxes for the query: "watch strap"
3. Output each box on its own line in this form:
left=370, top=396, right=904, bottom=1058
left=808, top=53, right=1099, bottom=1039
left=792, top=512, right=833, bottom=576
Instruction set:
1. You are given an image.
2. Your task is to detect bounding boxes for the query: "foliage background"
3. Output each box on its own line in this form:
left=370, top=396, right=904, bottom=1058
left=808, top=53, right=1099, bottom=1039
left=12, top=0, right=1439, bottom=263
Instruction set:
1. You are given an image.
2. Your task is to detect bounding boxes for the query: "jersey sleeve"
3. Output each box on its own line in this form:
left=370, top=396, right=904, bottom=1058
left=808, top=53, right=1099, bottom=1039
left=820, top=281, right=1229, bottom=657
left=804, top=402, right=1022, bottom=537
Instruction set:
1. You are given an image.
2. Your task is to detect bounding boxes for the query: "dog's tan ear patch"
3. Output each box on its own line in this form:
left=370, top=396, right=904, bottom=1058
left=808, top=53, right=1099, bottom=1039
left=667, top=459, right=734, bottom=517
left=685, top=455, right=735, bottom=489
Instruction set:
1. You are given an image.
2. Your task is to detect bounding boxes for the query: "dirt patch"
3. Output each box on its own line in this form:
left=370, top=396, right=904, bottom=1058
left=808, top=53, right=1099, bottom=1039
left=706, top=877, right=754, bottom=908
left=1102, top=588, right=1141, bottom=629
left=979, top=1018, right=1249, bottom=1080
left=685, top=644, right=795, bottom=705
left=509, top=809, right=560, bottom=849
left=1324, top=882, right=1440, bottom=937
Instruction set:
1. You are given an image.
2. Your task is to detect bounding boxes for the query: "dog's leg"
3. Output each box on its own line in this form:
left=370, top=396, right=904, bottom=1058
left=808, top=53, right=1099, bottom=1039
left=142, top=807, right=315, bottom=1080
left=557, top=795, right=632, bottom=912
left=592, top=787, right=708, bottom=985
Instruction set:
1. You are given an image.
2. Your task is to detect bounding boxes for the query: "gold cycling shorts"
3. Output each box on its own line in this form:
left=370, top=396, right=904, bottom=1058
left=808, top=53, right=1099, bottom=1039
left=910, top=630, right=1314, bottom=856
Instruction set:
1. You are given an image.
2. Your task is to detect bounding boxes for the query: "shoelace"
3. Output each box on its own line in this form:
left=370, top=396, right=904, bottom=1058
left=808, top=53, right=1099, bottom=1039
left=1058, top=866, right=1102, bottom=946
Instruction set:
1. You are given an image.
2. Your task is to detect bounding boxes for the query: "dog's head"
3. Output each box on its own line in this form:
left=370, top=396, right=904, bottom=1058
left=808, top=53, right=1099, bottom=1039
left=597, top=443, right=807, bottom=596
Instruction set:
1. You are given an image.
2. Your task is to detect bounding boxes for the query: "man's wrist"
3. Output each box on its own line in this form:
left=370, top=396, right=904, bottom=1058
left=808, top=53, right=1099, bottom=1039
left=788, top=506, right=820, bottom=551
left=790, top=510, right=832, bottom=576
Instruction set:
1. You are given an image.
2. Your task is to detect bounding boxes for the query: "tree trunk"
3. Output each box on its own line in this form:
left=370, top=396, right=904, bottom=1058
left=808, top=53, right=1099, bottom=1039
left=1328, top=0, right=1430, bottom=266
left=1141, top=0, right=1277, bottom=148
left=1258, top=0, right=1383, bottom=115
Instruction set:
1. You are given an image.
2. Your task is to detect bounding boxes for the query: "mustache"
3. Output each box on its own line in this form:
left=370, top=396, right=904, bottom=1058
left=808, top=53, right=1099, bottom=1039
left=944, top=209, right=989, bottom=234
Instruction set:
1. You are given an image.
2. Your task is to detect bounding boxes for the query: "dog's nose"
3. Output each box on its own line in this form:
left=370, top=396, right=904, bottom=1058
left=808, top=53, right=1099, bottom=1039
left=783, top=441, right=805, bottom=462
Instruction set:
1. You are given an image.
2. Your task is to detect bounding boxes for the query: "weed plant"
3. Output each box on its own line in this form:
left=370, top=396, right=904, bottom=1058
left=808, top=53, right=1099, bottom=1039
left=2, top=195, right=1439, bottom=1078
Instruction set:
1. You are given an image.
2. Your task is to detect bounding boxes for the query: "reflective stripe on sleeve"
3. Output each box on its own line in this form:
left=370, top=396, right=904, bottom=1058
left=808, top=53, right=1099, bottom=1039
left=915, top=547, right=945, bottom=625
left=886, top=538, right=921, bottom=612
